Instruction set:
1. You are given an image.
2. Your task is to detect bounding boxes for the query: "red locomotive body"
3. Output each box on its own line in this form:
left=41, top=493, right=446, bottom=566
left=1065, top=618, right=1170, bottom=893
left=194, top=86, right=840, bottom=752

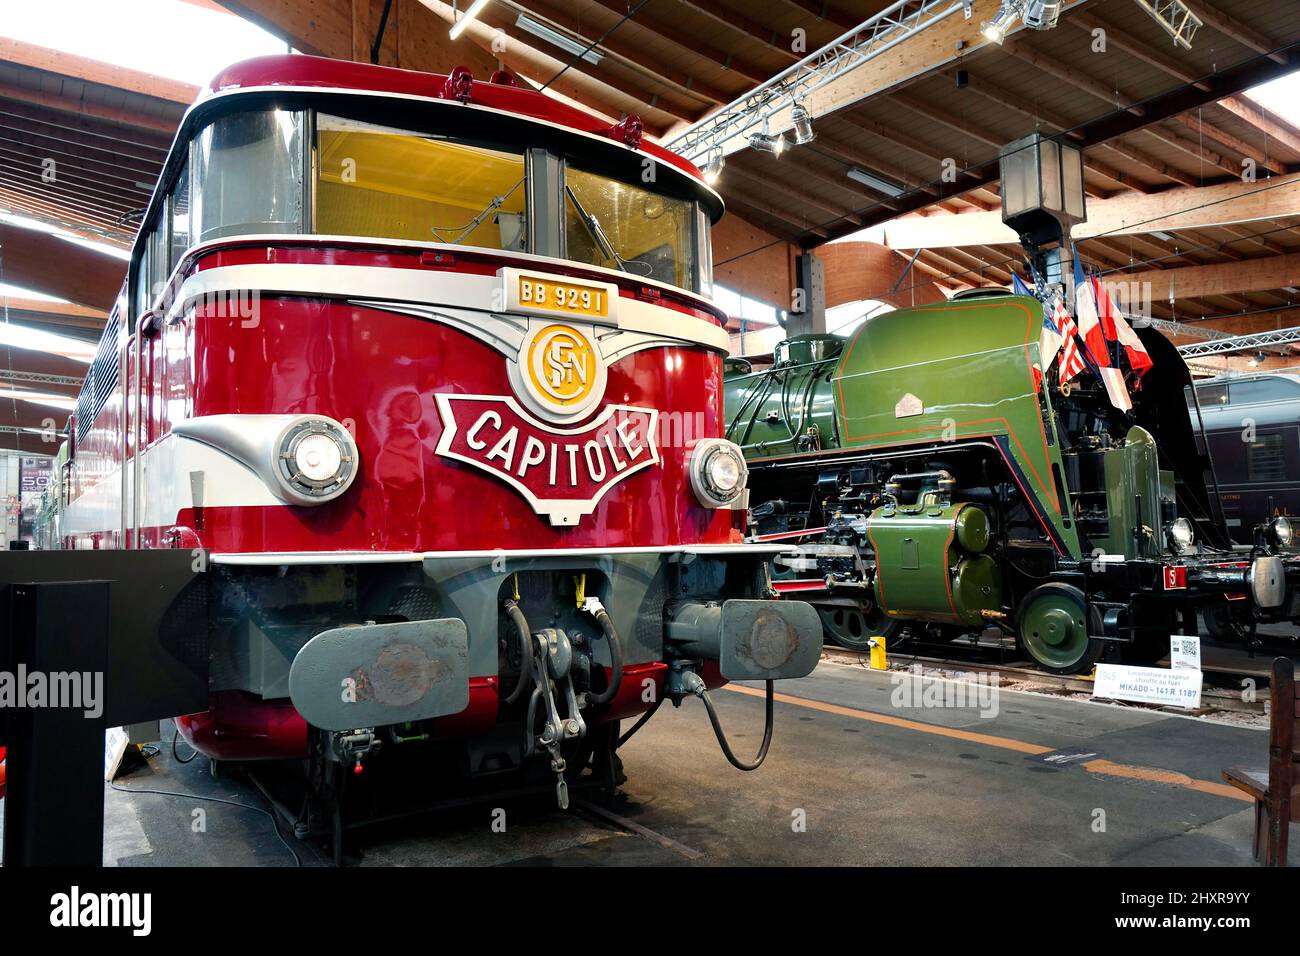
left=55, top=56, right=820, bottom=822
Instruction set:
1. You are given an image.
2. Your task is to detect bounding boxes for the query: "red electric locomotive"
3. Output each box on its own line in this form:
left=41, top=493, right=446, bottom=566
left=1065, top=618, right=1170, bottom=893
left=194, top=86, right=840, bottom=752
left=55, top=55, right=821, bottom=839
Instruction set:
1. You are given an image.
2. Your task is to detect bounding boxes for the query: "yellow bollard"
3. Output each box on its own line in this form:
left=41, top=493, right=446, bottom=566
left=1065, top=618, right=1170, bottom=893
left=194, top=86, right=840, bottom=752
left=867, top=636, right=888, bottom=671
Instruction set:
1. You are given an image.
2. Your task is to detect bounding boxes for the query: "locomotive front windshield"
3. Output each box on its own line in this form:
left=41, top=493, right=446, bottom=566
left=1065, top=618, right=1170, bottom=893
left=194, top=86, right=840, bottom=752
left=564, top=165, right=696, bottom=290
left=315, top=115, right=528, bottom=252
left=132, top=106, right=715, bottom=322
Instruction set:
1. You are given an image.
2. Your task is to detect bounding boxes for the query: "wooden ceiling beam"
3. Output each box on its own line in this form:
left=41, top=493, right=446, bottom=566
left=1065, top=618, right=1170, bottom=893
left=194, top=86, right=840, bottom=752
left=1004, top=39, right=1144, bottom=116
left=585, top=0, right=772, bottom=85
left=1063, top=10, right=1212, bottom=92
left=0, top=80, right=180, bottom=136
left=1182, top=0, right=1288, bottom=65
left=1216, top=96, right=1300, bottom=157
left=499, top=0, right=733, bottom=107
left=725, top=165, right=863, bottom=227
left=475, top=7, right=708, bottom=123
left=1145, top=126, right=1243, bottom=179
left=675, top=0, right=799, bottom=62
left=0, top=37, right=198, bottom=103
left=1122, top=251, right=1300, bottom=300
left=1099, top=139, right=1199, bottom=187
left=1170, top=112, right=1287, bottom=175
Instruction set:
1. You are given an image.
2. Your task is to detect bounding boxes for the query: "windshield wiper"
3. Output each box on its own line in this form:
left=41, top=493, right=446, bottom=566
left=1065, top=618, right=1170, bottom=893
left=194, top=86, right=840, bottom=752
left=565, top=184, right=629, bottom=272
left=436, top=176, right=526, bottom=245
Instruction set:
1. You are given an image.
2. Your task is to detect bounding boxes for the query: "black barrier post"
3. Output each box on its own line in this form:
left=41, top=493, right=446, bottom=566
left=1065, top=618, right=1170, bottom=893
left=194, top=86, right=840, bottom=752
left=2, top=581, right=110, bottom=867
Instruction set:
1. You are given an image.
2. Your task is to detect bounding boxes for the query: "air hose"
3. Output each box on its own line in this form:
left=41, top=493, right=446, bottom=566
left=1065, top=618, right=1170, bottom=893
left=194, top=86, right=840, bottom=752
left=684, top=672, right=774, bottom=772
left=585, top=603, right=624, bottom=706
left=502, top=599, right=533, bottom=706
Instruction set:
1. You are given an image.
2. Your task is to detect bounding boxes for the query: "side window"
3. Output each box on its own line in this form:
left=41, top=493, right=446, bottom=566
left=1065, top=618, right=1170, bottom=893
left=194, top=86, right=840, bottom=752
left=134, top=232, right=153, bottom=320
left=1194, top=383, right=1229, bottom=407
left=1246, top=431, right=1288, bottom=482
left=170, top=162, right=190, bottom=271
left=147, top=221, right=168, bottom=309
left=191, top=110, right=304, bottom=242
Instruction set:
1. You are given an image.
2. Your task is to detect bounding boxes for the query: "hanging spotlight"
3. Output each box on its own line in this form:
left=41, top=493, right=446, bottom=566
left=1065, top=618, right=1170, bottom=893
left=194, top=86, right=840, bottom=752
left=1249, top=351, right=1266, bottom=368
left=702, top=150, right=725, bottom=185
left=1022, top=0, right=1063, bottom=30
left=790, top=102, right=816, bottom=145
left=981, top=0, right=1024, bottom=44
left=749, top=131, right=786, bottom=156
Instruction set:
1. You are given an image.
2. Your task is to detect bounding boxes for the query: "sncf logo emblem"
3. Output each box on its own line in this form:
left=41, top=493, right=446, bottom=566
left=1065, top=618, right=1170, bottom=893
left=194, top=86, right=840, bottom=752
left=510, top=322, right=608, bottom=423
left=528, top=324, right=597, bottom=411
left=434, top=394, right=659, bottom=527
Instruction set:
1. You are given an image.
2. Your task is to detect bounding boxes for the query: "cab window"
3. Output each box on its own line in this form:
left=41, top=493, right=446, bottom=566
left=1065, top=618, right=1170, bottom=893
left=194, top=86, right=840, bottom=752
left=191, top=110, right=304, bottom=243
left=314, top=114, right=528, bottom=252
left=563, top=164, right=698, bottom=291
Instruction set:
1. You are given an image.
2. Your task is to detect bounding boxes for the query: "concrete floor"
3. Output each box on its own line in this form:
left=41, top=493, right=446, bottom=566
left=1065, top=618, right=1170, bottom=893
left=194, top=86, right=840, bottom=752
left=1, top=658, right=1283, bottom=866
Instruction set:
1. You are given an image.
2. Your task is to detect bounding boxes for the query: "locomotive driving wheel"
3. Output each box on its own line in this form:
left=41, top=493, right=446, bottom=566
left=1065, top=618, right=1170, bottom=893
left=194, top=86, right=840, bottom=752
left=1016, top=583, right=1104, bottom=675
left=817, top=604, right=904, bottom=652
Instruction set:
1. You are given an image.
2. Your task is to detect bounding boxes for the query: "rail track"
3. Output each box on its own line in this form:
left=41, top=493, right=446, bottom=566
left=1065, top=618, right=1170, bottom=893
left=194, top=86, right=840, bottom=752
left=816, top=630, right=1298, bottom=719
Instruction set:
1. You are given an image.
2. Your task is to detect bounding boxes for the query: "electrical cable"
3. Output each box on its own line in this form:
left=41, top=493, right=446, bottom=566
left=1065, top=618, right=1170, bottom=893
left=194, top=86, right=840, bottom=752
left=540, top=0, right=653, bottom=92
left=172, top=727, right=199, bottom=764
left=108, top=780, right=302, bottom=867
left=616, top=695, right=662, bottom=748
left=698, top=679, right=774, bottom=772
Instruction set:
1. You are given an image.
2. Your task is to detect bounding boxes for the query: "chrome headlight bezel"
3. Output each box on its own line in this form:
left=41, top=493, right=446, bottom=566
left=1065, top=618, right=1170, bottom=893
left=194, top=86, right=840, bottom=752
left=1165, top=517, right=1195, bottom=555
left=272, top=418, right=358, bottom=505
left=1268, top=515, right=1294, bottom=549
left=688, top=438, right=748, bottom=509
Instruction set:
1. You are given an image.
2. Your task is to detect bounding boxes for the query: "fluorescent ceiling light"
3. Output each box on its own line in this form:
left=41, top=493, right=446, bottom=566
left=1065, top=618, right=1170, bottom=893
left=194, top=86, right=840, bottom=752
left=0, top=323, right=94, bottom=363
left=449, top=0, right=492, bottom=40
left=516, top=13, right=602, bottom=64
left=1151, top=230, right=1175, bottom=242
left=847, top=166, right=904, bottom=197
left=0, top=388, right=76, bottom=411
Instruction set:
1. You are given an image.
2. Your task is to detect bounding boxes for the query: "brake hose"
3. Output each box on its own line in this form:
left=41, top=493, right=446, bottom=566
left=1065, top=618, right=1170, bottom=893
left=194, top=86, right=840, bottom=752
left=502, top=599, right=533, bottom=706
left=585, top=603, right=624, bottom=706
left=689, top=673, right=775, bottom=772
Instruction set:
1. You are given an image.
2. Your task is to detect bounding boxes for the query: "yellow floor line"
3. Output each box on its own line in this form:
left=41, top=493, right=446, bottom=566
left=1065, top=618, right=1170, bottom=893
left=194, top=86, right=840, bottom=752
left=721, top=683, right=1253, bottom=804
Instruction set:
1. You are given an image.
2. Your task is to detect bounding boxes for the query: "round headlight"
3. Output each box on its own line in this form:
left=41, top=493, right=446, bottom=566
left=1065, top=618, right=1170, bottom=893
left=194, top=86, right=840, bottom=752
left=273, top=418, right=358, bottom=504
left=1269, top=516, right=1293, bottom=548
left=689, top=439, right=748, bottom=508
left=706, top=449, right=742, bottom=494
left=1165, top=517, right=1195, bottom=554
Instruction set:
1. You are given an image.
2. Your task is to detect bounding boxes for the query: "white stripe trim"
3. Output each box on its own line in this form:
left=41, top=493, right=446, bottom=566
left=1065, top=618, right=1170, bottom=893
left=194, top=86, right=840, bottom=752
left=210, top=543, right=795, bottom=565
left=169, top=261, right=730, bottom=353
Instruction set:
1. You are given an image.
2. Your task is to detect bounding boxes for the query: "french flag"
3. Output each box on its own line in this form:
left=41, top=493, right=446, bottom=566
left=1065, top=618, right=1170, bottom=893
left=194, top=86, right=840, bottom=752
left=1074, top=257, right=1132, bottom=412
left=1093, top=276, right=1153, bottom=381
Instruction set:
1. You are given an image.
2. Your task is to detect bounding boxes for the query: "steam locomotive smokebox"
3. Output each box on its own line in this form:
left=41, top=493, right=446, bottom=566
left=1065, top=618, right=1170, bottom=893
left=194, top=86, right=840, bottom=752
left=667, top=599, right=822, bottom=681
left=868, top=503, right=1001, bottom=627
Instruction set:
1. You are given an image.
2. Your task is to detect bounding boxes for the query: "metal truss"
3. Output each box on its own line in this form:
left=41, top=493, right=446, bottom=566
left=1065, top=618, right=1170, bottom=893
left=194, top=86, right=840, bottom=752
left=1178, top=325, right=1300, bottom=358
left=0, top=369, right=83, bottom=388
left=1131, top=0, right=1203, bottom=51
left=1138, top=318, right=1230, bottom=340
left=664, top=0, right=971, bottom=163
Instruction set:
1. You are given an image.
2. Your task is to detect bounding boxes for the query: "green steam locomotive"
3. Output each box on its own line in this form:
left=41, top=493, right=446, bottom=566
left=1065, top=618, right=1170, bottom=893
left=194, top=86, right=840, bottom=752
left=724, top=290, right=1296, bottom=674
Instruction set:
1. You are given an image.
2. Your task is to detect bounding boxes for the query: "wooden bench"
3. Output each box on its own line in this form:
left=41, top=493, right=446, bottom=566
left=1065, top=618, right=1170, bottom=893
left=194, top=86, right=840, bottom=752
left=1223, top=657, right=1298, bottom=866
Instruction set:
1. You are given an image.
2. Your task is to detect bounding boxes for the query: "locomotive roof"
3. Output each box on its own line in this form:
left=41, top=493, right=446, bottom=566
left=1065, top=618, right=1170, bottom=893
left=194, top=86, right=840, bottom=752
left=198, top=55, right=710, bottom=187
left=112, top=54, right=727, bottom=330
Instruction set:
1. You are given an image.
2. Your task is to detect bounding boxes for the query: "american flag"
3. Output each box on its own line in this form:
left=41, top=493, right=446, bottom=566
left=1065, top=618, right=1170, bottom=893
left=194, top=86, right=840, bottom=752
left=1054, top=297, right=1086, bottom=383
